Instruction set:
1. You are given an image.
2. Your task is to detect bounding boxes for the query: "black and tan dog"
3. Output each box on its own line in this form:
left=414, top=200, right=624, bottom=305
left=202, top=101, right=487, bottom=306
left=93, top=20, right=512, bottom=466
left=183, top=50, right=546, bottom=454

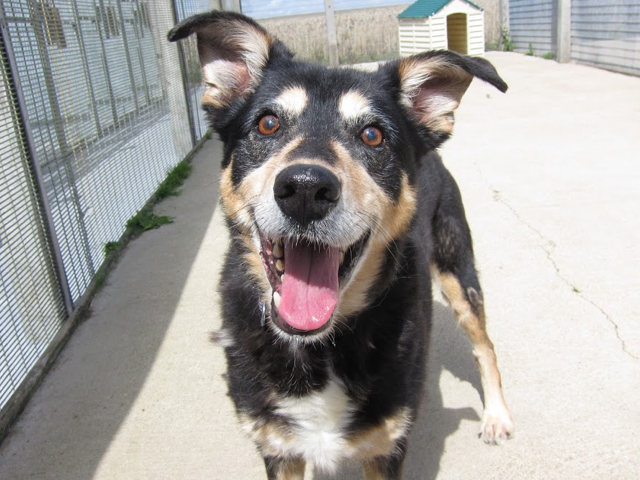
left=169, top=11, right=513, bottom=479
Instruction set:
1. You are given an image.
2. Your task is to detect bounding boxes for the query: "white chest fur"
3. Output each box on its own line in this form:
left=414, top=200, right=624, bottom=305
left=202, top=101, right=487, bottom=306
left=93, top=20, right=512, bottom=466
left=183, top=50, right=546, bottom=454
left=270, top=379, right=355, bottom=472
left=240, top=378, right=411, bottom=473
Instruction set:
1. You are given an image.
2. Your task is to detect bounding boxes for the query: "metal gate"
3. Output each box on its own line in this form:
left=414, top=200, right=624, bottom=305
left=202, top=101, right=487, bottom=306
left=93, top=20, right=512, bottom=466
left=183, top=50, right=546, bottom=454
left=0, top=0, right=216, bottom=418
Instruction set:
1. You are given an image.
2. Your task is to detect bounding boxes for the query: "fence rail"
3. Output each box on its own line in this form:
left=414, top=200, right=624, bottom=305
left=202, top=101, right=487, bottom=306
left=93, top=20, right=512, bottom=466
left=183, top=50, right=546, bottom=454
left=0, top=0, right=217, bottom=426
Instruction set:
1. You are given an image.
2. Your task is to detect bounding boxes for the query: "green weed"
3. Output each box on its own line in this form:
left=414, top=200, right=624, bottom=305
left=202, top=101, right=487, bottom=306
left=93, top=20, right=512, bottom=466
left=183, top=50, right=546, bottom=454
left=126, top=210, right=173, bottom=236
left=104, top=241, right=121, bottom=256
left=155, top=160, right=193, bottom=201
left=500, top=26, right=514, bottom=52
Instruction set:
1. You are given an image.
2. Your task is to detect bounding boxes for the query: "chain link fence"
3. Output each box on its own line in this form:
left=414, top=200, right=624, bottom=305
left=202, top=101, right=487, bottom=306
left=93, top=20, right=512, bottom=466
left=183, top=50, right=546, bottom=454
left=0, top=0, right=218, bottom=419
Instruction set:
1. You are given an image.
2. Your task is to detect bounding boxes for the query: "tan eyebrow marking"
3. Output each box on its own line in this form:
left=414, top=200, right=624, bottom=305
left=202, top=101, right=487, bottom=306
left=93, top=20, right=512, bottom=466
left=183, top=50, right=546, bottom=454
left=339, top=90, right=372, bottom=121
left=274, top=86, right=308, bottom=116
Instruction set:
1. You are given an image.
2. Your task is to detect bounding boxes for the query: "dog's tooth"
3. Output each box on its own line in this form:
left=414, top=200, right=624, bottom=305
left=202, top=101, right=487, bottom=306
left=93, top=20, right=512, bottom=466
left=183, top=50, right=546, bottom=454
left=276, top=259, right=285, bottom=272
left=273, top=291, right=281, bottom=309
left=339, top=250, right=345, bottom=264
left=273, top=242, right=283, bottom=258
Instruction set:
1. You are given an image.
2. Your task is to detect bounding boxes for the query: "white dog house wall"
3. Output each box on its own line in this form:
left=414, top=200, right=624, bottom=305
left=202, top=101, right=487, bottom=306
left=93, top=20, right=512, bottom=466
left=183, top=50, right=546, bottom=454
left=398, top=0, right=485, bottom=57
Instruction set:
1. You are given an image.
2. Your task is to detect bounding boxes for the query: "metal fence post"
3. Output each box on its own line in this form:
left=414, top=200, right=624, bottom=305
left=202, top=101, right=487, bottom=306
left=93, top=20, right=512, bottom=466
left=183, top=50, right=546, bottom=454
left=555, top=0, right=571, bottom=62
left=0, top=10, right=74, bottom=316
left=27, top=0, right=70, bottom=156
left=116, top=0, right=141, bottom=114
left=70, top=0, right=103, bottom=136
left=170, top=0, right=198, bottom=147
left=324, top=0, right=339, bottom=67
left=500, top=0, right=509, bottom=33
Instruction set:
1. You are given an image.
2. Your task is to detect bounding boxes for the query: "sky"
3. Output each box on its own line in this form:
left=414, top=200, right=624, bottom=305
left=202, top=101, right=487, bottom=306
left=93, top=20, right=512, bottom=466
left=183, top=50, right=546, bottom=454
left=241, top=0, right=410, bottom=19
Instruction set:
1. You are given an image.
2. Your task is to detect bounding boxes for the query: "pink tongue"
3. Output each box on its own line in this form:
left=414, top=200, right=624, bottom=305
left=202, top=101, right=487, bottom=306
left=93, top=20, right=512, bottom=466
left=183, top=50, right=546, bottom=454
left=279, top=242, right=340, bottom=331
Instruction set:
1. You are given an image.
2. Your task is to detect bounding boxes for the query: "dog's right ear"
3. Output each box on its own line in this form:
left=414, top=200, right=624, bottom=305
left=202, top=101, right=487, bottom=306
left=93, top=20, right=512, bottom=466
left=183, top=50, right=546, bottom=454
left=168, top=11, right=291, bottom=108
left=385, top=50, right=507, bottom=145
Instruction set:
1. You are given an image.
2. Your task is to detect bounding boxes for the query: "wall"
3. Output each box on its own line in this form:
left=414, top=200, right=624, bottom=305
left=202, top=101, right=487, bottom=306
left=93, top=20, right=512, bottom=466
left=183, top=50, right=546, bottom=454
left=472, top=0, right=500, bottom=49
left=507, top=0, right=640, bottom=76
left=509, top=0, right=555, bottom=55
left=571, top=0, right=640, bottom=76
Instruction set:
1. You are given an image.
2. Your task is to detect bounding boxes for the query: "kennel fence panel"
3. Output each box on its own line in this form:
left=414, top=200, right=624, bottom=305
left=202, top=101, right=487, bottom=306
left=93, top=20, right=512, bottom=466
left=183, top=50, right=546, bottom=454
left=0, top=0, right=212, bottom=414
left=0, top=25, right=67, bottom=410
left=173, top=0, right=216, bottom=141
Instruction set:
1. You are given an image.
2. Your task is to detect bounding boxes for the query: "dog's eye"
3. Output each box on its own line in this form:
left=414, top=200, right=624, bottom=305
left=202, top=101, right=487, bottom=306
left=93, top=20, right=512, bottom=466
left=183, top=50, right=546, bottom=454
left=258, top=115, right=280, bottom=135
left=361, top=126, right=384, bottom=147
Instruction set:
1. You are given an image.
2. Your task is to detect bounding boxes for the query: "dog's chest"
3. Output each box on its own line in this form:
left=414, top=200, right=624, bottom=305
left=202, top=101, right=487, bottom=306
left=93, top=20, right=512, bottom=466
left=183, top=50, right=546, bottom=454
left=274, top=379, right=354, bottom=469
left=241, top=378, right=355, bottom=471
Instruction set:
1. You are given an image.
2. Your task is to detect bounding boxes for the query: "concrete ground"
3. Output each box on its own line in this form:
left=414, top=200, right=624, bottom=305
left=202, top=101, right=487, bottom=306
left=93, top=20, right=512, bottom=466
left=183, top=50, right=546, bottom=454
left=1, top=52, right=639, bottom=479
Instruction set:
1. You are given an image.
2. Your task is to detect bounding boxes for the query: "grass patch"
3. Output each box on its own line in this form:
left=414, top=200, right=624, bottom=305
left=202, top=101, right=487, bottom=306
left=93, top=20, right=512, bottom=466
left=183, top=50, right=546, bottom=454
left=542, top=52, right=554, bottom=60
left=92, top=270, right=108, bottom=294
left=126, top=210, right=173, bottom=236
left=155, top=160, right=193, bottom=201
left=525, top=43, right=535, bottom=56
left=121, top=157, right=198, bottom=239
left=104, top=241, right=121, bottom=256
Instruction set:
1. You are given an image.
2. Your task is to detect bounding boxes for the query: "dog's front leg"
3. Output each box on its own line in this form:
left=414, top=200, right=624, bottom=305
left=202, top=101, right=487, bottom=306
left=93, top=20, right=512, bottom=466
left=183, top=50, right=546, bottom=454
left=362, top=445, right=408, bottom=480
left=436, top=267, right=514, bottom=444
left=431, top=174, right=514, bottom=444
left=263, top=456, right=306, bottom=480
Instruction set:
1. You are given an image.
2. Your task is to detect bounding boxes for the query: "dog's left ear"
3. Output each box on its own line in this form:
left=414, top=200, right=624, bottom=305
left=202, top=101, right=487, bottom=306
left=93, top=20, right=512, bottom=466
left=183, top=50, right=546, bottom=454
left=168, top=11, right=291, bottom=109
left=389, top=51, right=507, bottom=139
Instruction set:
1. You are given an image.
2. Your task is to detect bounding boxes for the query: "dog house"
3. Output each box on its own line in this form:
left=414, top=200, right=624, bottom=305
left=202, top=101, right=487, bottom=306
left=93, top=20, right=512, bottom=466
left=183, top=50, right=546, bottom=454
left=398, top=0, right=485, bottom=57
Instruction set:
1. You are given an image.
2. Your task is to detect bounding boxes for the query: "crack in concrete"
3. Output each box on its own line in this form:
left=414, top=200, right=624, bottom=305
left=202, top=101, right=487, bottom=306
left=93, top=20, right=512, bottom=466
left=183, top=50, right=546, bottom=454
left=469, top=162, right=638, bottom=361
left=490, top=189, right=638, bottom=361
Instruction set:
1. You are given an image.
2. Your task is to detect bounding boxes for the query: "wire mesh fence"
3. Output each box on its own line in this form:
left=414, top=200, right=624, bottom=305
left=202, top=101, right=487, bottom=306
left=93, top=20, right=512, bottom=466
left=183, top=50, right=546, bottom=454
left=0, top=30, right=67, bottom=410
left=0, top=0, right=217, bottom=415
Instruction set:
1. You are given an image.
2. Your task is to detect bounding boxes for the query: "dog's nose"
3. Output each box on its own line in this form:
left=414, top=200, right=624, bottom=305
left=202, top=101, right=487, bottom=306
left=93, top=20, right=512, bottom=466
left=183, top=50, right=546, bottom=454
left=274, top=164, right=341, bottom=226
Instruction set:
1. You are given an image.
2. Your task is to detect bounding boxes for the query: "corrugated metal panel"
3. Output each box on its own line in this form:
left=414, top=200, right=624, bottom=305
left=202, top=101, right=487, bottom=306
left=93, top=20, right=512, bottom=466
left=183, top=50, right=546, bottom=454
left=571, top=0, right=640, bottom=76
left=509, top=0, right=554, bottom=54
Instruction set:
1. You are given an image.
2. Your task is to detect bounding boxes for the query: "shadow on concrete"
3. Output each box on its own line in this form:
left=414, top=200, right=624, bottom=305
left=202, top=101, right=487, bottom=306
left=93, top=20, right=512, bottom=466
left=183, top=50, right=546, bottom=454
left=314, top=301, right=482, bottom=480
left=0, top=140, right=223, bottom=480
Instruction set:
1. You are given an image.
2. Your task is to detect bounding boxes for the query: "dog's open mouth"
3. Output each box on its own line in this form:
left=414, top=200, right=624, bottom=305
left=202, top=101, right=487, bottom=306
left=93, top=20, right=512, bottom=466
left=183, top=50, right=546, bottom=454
left=259, top=233, right=369, bottom=335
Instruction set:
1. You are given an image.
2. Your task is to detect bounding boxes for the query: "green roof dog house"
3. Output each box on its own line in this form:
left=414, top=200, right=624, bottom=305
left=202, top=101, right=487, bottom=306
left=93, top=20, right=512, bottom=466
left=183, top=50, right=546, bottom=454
left=398, top=0, right=485, bottom=57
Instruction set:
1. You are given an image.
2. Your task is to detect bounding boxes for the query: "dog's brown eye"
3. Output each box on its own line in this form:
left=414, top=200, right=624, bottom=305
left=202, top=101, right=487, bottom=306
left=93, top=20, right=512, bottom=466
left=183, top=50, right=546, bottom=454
left=361, top=126, right=383, bottom=147
left=258, top=115, right=280, bottom=135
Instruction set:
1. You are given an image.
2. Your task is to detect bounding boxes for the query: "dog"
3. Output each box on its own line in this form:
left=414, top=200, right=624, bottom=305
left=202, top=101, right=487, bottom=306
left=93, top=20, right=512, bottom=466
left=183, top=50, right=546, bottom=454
left=169, top=11, right=513, bottom=479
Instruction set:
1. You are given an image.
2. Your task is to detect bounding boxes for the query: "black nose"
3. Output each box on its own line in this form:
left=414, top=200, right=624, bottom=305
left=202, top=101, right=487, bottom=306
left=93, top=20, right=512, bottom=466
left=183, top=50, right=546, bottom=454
left=273, top=164, right=341, bottom=226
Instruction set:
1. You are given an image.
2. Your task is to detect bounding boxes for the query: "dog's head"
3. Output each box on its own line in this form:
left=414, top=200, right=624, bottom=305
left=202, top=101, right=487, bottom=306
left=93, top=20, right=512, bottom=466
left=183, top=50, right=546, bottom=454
left=169, top=12, right=506, bottom=339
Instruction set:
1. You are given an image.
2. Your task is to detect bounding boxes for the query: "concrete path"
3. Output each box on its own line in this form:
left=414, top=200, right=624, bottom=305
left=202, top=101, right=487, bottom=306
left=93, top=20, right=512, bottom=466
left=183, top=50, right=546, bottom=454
left=1, top=52, right=639, bottom=479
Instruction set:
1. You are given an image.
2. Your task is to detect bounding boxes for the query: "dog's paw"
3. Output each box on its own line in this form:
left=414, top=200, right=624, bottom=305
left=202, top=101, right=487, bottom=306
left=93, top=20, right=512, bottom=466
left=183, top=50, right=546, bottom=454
left=479, top=408, right=514, bottom=445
